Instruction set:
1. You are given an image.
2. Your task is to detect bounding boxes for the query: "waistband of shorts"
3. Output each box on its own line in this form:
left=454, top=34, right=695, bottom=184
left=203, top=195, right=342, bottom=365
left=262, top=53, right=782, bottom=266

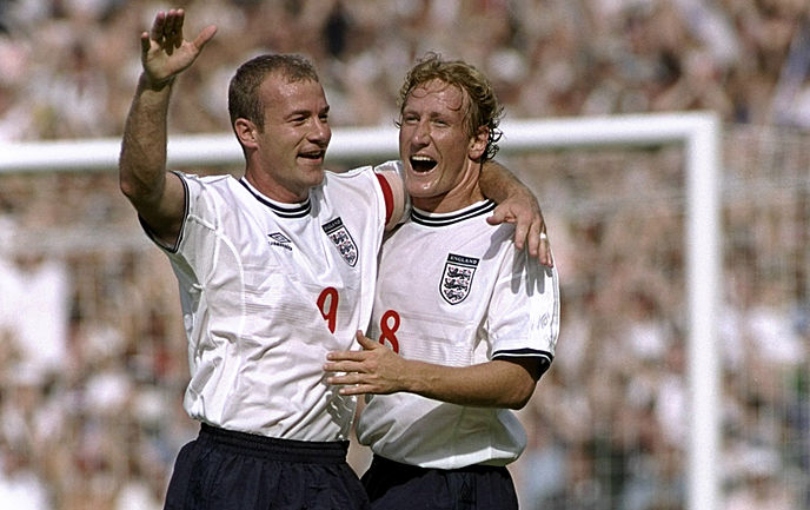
left=199, top=423, right=349, bottom=464
left=370, top=454, right=509, bottom=473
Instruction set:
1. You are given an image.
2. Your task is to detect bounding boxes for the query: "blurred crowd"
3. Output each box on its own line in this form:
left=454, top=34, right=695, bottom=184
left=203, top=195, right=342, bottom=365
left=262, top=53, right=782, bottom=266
left=0, top=0, right=809, bottom=141
left=508, top=130, right=810, bottom=509
left=1, top=0, right=810, bottom=509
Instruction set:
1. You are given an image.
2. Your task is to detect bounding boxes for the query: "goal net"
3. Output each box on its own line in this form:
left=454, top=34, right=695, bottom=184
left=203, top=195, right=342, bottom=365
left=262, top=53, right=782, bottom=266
left=2, top=113, right=807, bottom=510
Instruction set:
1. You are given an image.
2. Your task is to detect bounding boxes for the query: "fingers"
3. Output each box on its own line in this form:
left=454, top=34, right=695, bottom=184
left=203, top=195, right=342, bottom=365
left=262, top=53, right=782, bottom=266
left=487, top=208, right=528, bottom=250
left=140, top=9, right=218, bottom=87
left=150, top=9, right=184, bottom=49
left=355, top=330, right=374, bottom=348
left=538, top=231, right=554, bottom=267
left=325, top=370, right=387, bottom=396
left=324, top=361, right=375, bottom=395
left=324, top=332, right=378, bottom=367
left=139, top=31, right=151, bottom=55
left=164, top=9, right=185, bottom=48
left=150, top=10, right=168, bottom=44
left=331, top=381, right=370, bottom=396
left=527, top=226, right=554, bottom=267
left=323, top=371, right=364, bottom=395
left=513, top=210, right=537, bottom=254
left=513, top=221, right=554, bottom=268
left=491, top=208, right=555, bottom=267
left=323, top=360, right=354, bottom=373
left=525, top=218, right=543, bottom=258
left=325, top=351, right=365, bottom=364
left=193, top=24, right=219, bottom=51
left=486, top=208, right=508, bottom=227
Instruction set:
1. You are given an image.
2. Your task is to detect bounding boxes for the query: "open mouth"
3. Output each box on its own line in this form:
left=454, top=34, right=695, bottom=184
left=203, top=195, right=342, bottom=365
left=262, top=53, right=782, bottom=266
left=410, top=155, right=437, bottom=173
left=299, top=150, right=325, bottom=161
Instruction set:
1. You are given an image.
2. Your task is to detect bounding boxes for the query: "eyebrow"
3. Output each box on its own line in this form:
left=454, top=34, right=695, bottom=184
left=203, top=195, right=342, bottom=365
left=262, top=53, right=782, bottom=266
left=285, top=104, right=330, bottom=120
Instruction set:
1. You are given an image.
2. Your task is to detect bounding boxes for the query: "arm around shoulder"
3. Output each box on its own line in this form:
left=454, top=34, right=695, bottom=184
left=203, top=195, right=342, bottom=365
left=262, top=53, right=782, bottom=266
left=479, top=160, right=554, bottom=267
left=373, top=160, right=409, bottom=230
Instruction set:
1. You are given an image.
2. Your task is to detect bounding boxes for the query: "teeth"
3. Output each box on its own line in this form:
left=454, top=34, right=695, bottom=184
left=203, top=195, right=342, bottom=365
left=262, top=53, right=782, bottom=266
left=410, top=155, right=437, bottom=173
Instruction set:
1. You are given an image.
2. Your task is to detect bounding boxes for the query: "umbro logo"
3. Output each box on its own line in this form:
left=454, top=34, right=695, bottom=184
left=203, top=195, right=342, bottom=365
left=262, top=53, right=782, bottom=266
left=268, top=232, right=292, bottom=251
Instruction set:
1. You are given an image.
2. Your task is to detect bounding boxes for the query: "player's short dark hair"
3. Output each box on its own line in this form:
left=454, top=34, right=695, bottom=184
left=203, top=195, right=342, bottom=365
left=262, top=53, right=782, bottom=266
left=228, top=54, right=320, bottom=132
left=396, top=52, right=504, bottom=161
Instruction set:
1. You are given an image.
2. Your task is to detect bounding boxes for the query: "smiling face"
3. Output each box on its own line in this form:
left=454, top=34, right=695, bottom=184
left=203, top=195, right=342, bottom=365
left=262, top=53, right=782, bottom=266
left=398, top=79, right=488, bottom=212
left=236, top=72, right=331, bottom=203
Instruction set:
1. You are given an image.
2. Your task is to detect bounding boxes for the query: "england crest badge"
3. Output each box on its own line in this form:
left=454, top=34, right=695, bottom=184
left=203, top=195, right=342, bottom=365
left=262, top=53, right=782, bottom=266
left=441, top=253, right=479, bottom=305
left=323, top=217, right=358, bottom=267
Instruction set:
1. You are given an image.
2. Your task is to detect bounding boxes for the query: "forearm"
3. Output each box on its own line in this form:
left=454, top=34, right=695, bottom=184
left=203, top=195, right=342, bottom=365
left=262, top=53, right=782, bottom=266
left=478, top=160, right=533, bottom=204
left=119, top=74, right=173, bottom=205
left=326, top=334, right=542, bottom=408
left=399, top=358, right=538, bottom=409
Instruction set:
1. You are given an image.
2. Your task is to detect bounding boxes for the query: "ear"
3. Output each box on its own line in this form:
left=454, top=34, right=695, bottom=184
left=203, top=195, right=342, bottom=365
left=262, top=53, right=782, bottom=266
left=234, top=118, right=258, bottom=148
left=468, top=126, right=489, bottom=160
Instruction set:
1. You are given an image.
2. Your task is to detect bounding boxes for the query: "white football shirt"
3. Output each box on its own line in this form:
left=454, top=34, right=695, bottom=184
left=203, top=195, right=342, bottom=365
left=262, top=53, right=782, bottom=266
left=356, top=199, right=560, bottom=468
left=148, top=166, right=390, bottom=442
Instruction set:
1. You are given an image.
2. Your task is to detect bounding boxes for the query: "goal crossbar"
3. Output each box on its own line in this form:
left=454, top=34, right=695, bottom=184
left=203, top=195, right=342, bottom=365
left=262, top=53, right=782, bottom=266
left=0, top=112, right=722, bottom=510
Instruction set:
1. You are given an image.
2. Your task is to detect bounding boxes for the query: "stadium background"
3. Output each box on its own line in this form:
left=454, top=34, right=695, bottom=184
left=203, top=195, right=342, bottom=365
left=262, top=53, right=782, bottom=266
left=0, top=0, right=809, bottom=509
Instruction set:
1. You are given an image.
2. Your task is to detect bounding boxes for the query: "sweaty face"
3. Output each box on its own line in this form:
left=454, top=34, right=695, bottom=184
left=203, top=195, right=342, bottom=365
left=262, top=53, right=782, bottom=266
left=398, top=79, right=486, bottom=212
left=250, top=76, right=331, bottom=203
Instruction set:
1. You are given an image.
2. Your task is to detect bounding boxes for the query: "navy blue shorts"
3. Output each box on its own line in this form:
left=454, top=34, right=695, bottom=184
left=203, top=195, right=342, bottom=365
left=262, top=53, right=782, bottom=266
left=163, top=423, right=370, bottom=510
left=361, top=455, right=518, bottom=510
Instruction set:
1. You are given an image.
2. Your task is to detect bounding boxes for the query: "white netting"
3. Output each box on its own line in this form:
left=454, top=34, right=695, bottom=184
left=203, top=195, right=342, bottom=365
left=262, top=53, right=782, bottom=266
left=0, top=123, right=807, bottom=509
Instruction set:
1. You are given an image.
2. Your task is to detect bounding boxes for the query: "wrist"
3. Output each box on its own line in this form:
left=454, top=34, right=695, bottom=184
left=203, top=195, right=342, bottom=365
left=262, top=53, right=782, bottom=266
left=140, top=73, right=176, bottom=92
left=401, top=360, right=432, bottom=395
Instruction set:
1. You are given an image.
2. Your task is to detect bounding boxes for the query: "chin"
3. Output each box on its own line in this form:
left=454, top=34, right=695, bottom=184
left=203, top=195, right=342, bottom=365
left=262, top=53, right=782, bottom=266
left=405, top=175, right=433, bottom=191
left=406, top=187, right=435, bottom=201
left=310, top=172, right=326, bottom=186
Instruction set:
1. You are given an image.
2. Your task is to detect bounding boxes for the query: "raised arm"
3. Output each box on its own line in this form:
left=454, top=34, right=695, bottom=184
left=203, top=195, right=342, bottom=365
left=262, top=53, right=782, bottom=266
left=324, top=332, right=544, bottom=409
left=118, top=9, right=217, bottom=246
left=479, top=160, right=553, bottom=267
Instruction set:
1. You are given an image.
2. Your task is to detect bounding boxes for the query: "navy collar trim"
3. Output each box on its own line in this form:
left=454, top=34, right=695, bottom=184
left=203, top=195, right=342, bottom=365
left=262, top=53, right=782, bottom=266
left=239, top=178, right=311, bottom=218
left=411, top=200, right=496, bottom=227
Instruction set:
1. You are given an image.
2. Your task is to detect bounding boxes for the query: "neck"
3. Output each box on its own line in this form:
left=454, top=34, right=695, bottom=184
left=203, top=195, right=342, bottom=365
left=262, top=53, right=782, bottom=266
left=412, top=161, right=484, bottom=213
left=412, top=186, right=485, bottom=213
left=244, top=168, right=309, bottom=204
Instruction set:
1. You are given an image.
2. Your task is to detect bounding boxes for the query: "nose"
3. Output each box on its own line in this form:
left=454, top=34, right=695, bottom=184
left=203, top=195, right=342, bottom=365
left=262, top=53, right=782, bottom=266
left=410, top=120, right=431, bottom=146
left=310, top=118, right=331, bottom=145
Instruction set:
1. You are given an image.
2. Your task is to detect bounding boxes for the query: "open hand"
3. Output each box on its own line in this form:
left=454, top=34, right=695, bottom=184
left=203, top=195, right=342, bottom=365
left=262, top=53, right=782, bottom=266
left=488, top=198, right=553, bottom=267
left=324, top=331, right=407, bottom=396
left=140, top=9, right=217, bottom=88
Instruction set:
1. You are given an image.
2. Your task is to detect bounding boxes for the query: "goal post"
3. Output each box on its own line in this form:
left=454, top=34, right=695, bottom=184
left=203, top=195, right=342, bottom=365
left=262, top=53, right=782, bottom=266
left=504, top=113, right=723, bottom=510
left=0, top=112, right=723, bottom=510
